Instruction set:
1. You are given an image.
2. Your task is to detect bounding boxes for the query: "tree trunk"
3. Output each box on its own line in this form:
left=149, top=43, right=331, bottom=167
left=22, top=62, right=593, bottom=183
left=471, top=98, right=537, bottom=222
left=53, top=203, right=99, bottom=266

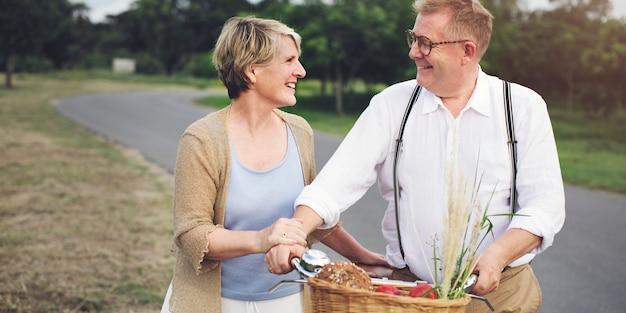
left=616, top=87, right=624, bottom=115
left=321, top=65, right=331, bottom=96
left=5, top=53, right=15, bottom=88
left=566, top=69, right=574, bottom=112
left=334, top=62, right=344, bottom=117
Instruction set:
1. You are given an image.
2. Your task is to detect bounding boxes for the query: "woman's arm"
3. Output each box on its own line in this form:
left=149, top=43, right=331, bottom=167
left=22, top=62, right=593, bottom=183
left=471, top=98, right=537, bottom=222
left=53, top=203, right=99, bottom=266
left=204, top=218, right=307, bottom=260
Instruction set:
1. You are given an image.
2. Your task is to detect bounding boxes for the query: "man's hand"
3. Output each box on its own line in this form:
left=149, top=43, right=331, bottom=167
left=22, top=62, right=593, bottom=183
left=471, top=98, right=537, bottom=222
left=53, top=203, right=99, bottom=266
left=470, top=228, right=541, bottom=295
left=265, top=243, right=307, bottom=274
left=470, top=257, right=503, bottom=295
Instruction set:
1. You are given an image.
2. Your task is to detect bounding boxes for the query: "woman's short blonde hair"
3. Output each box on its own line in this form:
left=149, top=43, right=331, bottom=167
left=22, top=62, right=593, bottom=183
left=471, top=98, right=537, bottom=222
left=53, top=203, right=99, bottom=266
left=212, top=16, right=302, bottom=99
left=413, top=0, right=493, bottom=59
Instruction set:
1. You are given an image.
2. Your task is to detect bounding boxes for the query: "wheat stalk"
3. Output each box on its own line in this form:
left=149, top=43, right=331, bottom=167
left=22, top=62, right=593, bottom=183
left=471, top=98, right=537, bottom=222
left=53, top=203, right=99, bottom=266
left=441, top=131, right=471, bottom=298
left=440, top=129, right=486, bottom=299
left=410, top=127, right=504, bottom=300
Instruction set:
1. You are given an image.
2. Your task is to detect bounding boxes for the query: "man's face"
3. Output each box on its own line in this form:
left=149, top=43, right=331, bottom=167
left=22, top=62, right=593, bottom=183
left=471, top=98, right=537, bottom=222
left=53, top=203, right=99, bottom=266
left=408, top=11, right=467, bottom=97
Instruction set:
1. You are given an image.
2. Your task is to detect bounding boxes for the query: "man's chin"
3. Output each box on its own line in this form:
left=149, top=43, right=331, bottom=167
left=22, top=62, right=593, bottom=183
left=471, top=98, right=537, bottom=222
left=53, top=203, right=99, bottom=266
left=415, top=75, right=428, bottom=87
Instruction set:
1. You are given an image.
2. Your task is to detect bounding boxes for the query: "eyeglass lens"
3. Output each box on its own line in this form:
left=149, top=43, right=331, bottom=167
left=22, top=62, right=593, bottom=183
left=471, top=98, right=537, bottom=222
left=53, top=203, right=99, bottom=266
left=405, top=30, right=432, bottom=56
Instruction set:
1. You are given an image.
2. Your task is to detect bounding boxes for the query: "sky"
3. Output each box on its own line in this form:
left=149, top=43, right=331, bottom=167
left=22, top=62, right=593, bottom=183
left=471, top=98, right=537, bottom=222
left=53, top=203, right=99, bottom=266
left=71, top=0, right=626, bottom=24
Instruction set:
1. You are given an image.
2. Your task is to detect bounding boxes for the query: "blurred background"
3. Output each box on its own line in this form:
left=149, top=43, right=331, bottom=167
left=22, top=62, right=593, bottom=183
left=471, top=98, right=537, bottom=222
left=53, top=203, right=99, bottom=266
left=1, top=1, right=625, bottom=312
left=2, top=0, right=625, bottom=116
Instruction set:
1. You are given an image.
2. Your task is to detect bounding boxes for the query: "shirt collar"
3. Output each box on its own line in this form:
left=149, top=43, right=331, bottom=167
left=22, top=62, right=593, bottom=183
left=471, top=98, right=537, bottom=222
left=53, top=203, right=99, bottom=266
left=467, top=71, right=491, bottom=117
left=419, top=68, right=492, bottom=117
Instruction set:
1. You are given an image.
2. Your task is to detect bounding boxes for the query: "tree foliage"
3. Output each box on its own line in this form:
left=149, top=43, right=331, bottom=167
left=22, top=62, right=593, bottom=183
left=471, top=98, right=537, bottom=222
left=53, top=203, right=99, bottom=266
left=2, top=0, right=625, bottom=115
left=267, top=0, right=414, bottom=115
left=0, top=0, right=74, bottom=87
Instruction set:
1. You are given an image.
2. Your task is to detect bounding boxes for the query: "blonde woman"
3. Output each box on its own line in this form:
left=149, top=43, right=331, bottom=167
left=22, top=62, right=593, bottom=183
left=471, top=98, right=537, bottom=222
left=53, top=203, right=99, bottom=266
left=161, top=16, right=387, bottom=313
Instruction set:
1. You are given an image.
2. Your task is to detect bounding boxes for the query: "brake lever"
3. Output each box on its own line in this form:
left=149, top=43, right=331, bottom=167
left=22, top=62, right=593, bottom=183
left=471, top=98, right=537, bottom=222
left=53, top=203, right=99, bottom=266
left=463, top=274, right=494, bottom=312
left=468, top=294, right=495, bottom=312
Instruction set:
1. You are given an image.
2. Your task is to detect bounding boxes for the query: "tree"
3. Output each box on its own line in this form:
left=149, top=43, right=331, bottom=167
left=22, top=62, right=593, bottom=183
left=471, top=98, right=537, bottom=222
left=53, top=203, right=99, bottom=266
left=43, top=2, right=85, bottom=70
left=110, top=0, right=251, bottom=76
left=185, top=0, right=252, bottom=53
left=481, top=0, right=525, bottom=79
left=0, top=0, right=71, bottom=87
left=128, top=0, right=193, bottom=75
left=283, top=0, right=413, bottom=116
left=582, top=18, right=626, bottom=114
left=522, top=0, right=611, bottom=111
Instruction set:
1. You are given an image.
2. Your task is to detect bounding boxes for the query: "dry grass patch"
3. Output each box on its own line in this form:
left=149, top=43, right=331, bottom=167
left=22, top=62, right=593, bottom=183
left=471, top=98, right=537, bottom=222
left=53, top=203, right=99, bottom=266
left=0, top=75, right=185, bottom=313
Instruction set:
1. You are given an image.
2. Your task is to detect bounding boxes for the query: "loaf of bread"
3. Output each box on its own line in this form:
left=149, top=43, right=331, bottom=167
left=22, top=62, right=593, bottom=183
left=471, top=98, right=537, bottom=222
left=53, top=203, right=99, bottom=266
left=314, top=261, right=372, bottom=290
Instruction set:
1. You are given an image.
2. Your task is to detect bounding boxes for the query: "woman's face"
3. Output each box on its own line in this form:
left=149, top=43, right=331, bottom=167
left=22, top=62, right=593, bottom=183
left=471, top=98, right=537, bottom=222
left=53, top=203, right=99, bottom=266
left=250, top=36, right=306, bottom=108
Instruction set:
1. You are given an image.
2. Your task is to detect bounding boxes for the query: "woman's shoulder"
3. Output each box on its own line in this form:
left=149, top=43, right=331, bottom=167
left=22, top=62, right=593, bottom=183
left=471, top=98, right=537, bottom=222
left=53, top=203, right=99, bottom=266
left=275, top=109, right=313, bottom=135
left=184, top=107, right=229, bottom=138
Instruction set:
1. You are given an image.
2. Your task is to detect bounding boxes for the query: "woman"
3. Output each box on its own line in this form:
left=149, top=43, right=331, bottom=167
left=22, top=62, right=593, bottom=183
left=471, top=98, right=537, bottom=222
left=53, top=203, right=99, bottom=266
left=162, top=16, right=387, bottom=313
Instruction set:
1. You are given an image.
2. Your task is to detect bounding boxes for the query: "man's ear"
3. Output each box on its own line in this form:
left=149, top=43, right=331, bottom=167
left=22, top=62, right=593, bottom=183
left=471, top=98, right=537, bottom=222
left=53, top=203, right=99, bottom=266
left=462, top=41, right=477, bottom=64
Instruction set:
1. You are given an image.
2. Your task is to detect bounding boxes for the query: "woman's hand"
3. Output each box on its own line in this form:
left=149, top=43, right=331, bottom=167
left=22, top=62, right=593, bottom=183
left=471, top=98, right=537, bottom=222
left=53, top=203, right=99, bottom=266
left=265, top=243, right=307, bottom=274
left=256, top=218, right=307, bottom=254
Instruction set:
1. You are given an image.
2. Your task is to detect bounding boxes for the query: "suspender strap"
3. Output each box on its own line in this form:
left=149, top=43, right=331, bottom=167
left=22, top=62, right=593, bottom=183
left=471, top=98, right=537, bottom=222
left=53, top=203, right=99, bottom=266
left=393, top=84, right=422, bottom=260
left=503, top=81, right=518, bottom=216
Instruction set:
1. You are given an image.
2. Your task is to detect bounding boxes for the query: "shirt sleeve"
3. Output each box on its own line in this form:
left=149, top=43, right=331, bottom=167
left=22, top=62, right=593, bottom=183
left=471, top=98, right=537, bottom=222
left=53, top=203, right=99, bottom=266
left=295, top=92, right=397, bottom=229
left=506, top=85, right=566, bottom=255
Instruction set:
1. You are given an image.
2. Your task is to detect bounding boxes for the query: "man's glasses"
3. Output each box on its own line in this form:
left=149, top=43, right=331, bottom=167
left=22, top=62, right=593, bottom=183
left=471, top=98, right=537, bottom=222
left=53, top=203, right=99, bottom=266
left=405, top=30, right=468, bottom=56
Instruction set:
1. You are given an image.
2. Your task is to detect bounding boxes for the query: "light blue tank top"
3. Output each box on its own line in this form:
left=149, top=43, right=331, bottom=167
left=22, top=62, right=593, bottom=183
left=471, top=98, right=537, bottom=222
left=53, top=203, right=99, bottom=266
left=221, top=124, right=304, bottom=301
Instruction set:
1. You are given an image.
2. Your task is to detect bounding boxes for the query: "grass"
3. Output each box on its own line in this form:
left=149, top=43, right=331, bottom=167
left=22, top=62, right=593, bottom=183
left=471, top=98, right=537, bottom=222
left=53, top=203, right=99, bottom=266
left=550, top=109, right=626, bottom=194
left=0, top=74, right=182, bottom=313
left=0, top=71, right=624, bottom=312
left=32, top=69, right=224, bottom=90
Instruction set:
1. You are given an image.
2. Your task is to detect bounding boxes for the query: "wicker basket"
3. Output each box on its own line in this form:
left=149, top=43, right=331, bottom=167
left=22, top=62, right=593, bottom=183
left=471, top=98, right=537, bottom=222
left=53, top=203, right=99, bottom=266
left=308, top=277, right=471, bottom=313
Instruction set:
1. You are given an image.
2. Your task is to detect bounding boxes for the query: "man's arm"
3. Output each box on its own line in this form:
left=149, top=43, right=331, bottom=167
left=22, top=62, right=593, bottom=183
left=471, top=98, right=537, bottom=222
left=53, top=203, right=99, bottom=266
left=471, top=228, right=541, bottom=295
left=293, top=205, right=324, bottom=235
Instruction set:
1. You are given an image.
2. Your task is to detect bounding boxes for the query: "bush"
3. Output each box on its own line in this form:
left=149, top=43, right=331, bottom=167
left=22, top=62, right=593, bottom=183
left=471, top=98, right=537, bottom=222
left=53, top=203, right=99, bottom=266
left=179, top=52, right=217, bottom=79
left=13, top=55, right=54, bottom=73
left=134, top=53, right=164, bottom=75
left=72, top=51, right=110, bottom=70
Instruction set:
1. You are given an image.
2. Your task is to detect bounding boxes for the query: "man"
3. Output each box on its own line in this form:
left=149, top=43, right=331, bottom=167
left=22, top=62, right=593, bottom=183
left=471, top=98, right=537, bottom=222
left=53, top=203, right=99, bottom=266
left=266, top=0, right=565, bottom=312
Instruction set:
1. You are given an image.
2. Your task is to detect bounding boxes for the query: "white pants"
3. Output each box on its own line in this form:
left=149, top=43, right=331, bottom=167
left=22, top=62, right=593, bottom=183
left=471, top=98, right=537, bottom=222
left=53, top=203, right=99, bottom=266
left=159, top=282, right=173, bottom=313
left=160, top=281, right=304, bottom=313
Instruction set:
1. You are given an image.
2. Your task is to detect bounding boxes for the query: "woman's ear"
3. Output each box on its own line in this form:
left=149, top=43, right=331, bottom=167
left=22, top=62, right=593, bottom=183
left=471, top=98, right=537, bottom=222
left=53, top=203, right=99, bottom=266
left=244, top=65, right=257, bottom=84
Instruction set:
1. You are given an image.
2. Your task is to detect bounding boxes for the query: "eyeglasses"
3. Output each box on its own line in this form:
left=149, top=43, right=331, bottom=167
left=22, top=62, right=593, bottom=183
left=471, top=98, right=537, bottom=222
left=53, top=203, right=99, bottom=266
left=405, top=29, right=468, bottom=56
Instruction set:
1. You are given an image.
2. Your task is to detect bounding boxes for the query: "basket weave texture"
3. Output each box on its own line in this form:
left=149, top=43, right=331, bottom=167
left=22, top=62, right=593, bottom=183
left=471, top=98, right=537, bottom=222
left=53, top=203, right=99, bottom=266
left=308, top=277, right=471, bottom=313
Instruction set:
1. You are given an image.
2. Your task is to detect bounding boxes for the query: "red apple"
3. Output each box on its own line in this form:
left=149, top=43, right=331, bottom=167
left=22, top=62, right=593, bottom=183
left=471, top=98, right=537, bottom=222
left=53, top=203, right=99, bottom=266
left=375, top=285, right=403, bottom=295
left=409, top=284, right=437, bottom=299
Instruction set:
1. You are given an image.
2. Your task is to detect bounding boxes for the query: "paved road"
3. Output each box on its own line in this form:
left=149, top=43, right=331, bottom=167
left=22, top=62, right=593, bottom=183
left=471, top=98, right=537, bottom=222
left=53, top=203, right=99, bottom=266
left=57, top=91, right=626, bottom=313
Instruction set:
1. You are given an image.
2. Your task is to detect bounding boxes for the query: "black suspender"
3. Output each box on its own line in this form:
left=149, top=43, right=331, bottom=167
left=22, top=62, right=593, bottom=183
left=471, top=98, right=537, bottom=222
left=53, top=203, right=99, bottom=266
left=503, top=81, right=518, bottom=217
left=392, top=80, right=517, bottom=263
left=393, top=85, right=422, bottom=260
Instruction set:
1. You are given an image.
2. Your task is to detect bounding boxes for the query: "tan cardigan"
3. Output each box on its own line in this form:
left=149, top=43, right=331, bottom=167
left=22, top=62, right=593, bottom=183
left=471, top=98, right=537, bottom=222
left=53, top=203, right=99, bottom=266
left=168, top=107, right=333, bottom=312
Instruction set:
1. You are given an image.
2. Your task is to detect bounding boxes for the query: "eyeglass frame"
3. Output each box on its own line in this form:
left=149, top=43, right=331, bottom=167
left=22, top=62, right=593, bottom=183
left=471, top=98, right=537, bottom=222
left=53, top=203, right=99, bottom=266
left=405, top=29, right=469, bottom=56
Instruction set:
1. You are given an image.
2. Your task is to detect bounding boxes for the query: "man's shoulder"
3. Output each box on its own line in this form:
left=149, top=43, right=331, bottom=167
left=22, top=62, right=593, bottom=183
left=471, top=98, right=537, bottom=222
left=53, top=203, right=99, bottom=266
left=481, top=71, right=543, bottom=102
left=372, top=80, right=419, bottom=105
left=379, top=79, right=417, bottom=95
